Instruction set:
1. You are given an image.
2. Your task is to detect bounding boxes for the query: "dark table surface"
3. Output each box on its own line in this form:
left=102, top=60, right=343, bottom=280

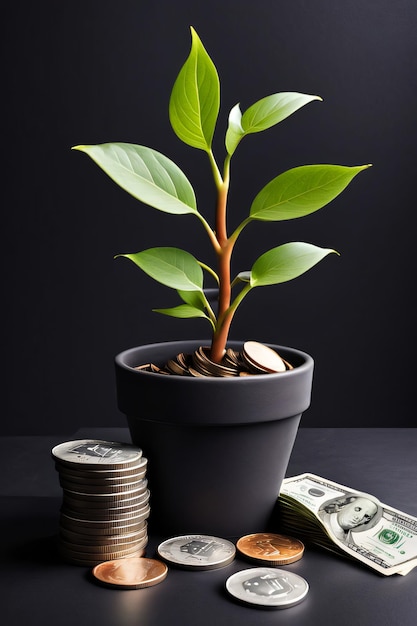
left=1, top=427, right=416, bottom=626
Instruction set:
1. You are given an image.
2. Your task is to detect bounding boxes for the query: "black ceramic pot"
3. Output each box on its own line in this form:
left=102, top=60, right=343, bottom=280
left=115, top=340, right=314, bottom=538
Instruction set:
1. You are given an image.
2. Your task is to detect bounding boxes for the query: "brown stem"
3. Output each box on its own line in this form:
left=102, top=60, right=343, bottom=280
left=215, top=185, right=228, bottom=247
left=210, top=179, right=234, bottom=362
left=210, top=244, right=233, bottom=362
left=210, top=310, right=234, bottom=362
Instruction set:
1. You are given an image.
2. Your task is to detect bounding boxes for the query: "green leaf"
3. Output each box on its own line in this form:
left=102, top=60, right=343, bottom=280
left=242, top=92, right=322, bottom=133
left=236, top=271, right=251, bottom=283
left=118, top=247, right=204, bottom=291
left=250, top=164, right=371, bottom=221
left=250, top=242, right=338, bottom=287
left=72, top=143, right=197, bottom=215
left=225, top=103, right=244, bottom=156
left=153, top=304, right=209, bottom=320
left=178, top=289, right=207, bottom=311
left=169, top=27, right=220, bottom=151
left=225, top=93, right=321, bottom=156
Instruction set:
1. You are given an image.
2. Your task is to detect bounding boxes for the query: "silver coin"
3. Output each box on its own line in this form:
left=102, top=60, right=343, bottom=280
left=62, top=488, right=150, bottom=511
left=52, top=440, right=142, bottom=469
left=55, top=457, right=148, bottom=480
left=62, top=480, right=148, bottom=503
left=225, top=567, right=309, bottom=609
left=60, top=546, right=147, bottom=567
left=59, top=525, right=148, bottom=546
left=157, top=534, right=235, bottom=570
left=61, top=495, right=150, bottom=520
left=59, top=512, right=148, bottom=534
left=60, top=519, right=148, bottom=537
left=54, top=455, right=147, bottom=471
left=57, top=469, right=147, bottom=487
left=59, top=536, right=148, bottom=556
left=59, top=537, right=148, bottom=562
left=60, top=503, right=151, bottom=529
left=59, top=476, right=147, bottom=494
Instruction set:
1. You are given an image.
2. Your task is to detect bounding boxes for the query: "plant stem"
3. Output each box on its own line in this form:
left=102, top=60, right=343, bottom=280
left=209, top=155, right=233, bottom=362
left=229, top=216, right=252, bottom=246
left=211, top=282, right=253, bottom=362
left=211, top=243, right=232, bottom=361
left=196, top=213, right=221, bottom=254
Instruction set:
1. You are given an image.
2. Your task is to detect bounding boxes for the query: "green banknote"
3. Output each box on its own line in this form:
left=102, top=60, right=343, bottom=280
left=277, top=473, right=417, bottom=576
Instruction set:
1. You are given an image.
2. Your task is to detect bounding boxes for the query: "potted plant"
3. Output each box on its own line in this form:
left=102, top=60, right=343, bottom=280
left=73, top=27, right=370, bottom=537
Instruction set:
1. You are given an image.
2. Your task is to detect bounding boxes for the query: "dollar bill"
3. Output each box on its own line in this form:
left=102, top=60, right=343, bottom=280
left=277, top=473, right=417, bottom=576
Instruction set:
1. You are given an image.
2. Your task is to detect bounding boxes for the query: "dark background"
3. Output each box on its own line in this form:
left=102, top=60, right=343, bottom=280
left=4, top=0, right=415, bottom=435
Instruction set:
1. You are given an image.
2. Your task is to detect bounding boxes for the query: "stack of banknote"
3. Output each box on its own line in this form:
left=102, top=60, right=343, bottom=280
left=277, top=473, right=417, bottom=576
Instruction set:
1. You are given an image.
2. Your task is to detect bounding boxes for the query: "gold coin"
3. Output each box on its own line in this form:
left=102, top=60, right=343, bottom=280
left=236, top=533, right=305, bottom=565
left=165, top=358, right=189, bottom=375
left=134, top=363, right=152, bottom=371
left=92, top=557, right=168, bottom=589
left=224, top=348, right=241, bottom=367
left=176, top=352, right=191, bottom=370
left=193, top=346, right=239, bottom=377
left=242, top=341, right=287, bottom=373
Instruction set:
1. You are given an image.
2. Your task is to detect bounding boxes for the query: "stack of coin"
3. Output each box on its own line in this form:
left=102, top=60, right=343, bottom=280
left=190, top=346, right=240, bottom=377
left=135, top=341, right=293, bottom=378
left=52, top=439, right=150, bottom=566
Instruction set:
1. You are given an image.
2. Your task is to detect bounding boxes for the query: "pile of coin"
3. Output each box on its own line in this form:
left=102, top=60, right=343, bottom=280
left=135, top=341, right=293, bottom=378
left=52, top=439, right=150, bottom=566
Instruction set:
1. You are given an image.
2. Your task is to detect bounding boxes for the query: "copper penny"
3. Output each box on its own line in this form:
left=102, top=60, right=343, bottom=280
left=242, top=341, right=287, bottom=373
left=92, top=557, right=168, bottom=589
left=236, top=532, right=305, bottom=565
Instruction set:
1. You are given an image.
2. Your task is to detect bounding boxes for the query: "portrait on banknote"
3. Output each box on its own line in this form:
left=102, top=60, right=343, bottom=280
left=318, top=494, right=381, bottom=543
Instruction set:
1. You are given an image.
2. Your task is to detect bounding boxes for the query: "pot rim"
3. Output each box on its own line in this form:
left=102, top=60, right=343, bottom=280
left=115, top=339, right=314, bottom=424
left=115, top=339, right=313, bottom=382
